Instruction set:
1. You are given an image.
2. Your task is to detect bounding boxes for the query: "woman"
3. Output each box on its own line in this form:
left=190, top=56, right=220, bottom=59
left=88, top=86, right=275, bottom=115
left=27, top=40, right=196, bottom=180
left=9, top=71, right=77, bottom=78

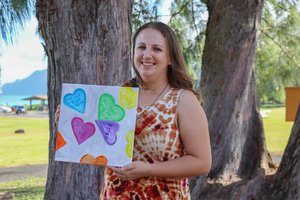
left=102, top=22, right=212, bottom=199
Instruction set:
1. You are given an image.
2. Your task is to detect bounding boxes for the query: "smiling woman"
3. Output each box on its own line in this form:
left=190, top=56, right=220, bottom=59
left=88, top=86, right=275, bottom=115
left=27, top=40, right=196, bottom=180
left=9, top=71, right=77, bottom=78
left=134, top=28, right=171, bottom=84
left=101, top=22, right=212, bottom=200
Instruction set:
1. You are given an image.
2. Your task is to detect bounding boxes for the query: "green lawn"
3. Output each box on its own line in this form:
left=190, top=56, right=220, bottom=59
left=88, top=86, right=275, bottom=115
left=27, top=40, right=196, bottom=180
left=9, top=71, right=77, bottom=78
left=261, top=107, right=294, bottom=155
left=0, top=116, right=49, bottom=167
left=0, top=116, right=49, bottom=198
left=0, top=108, right=294, bottom=198
left=0, top=178, right=45, bottom=199
left=0, top=108, right=293, bottom=167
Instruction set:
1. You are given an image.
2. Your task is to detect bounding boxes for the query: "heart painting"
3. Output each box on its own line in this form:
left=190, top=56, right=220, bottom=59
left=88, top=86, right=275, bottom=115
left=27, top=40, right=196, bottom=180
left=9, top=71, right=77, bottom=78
left=55, top=83, right=138, bottom=167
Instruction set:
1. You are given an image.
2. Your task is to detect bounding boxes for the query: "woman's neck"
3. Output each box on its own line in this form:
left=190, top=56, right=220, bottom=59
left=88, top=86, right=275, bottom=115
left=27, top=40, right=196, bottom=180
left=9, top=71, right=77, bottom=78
left=138, top=80, right=170, bottom=108
left=141, top=79, right=169, bottom=94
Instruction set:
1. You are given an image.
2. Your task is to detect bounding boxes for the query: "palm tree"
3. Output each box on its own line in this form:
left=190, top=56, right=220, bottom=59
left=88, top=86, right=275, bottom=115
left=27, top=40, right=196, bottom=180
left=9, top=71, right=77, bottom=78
left=0, top=0, right=34, bottom=43
left=0, top=0, right=34, bottom=94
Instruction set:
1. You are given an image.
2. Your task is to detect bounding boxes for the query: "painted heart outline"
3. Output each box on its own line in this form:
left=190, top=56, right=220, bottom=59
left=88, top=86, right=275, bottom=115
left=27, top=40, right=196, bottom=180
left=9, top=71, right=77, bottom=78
left=118, top=87, right=138, bottom=109
left=63, top=88, right=86, bottom=113
left=95, top=120, right=119, bottom=145
left=125, top=130, right=134, bottom=158
left=71, top=117, right=96, bottom=145
left=80, top=154, right=108, bottom=166
left=98, top=93, right=125, bottom=122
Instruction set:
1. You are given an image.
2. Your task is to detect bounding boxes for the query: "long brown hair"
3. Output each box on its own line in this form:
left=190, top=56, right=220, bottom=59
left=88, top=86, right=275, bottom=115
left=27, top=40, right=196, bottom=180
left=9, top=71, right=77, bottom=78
left=132, top=22, right=200, bottom=100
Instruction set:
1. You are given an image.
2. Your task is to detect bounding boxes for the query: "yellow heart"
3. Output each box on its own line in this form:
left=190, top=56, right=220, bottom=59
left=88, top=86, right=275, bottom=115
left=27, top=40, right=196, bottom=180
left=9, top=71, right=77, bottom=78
left=125, top=130, right=134, bottom=158
left=118, top=87, right=138, bottom=109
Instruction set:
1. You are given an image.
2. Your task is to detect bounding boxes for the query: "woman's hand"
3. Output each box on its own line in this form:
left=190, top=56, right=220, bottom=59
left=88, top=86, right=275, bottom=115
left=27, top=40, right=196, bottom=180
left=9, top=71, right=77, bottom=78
left=108, top=161, right=150, bottom=181
left=55, top=105, right=61, bottom=127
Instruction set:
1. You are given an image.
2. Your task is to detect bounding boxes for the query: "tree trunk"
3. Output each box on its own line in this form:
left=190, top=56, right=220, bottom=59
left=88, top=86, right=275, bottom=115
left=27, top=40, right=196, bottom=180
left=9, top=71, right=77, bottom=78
left=36, top=1, right=131, bottom=199
left=190, top=0, right=276, bottom=199
left=268, top=103, right=300, bottom=200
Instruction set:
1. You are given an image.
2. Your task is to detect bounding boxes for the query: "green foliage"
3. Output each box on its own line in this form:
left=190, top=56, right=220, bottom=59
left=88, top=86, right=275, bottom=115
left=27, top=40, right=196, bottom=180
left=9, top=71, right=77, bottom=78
left=132, top=0, right=163, bottom=32
left=256, top=0, right=300, bottom=104
left=0, top=178, right=45, bottom=199
left=168, top=0, right=207, bottom=86
left=131, top=0, right=300, bottom=102
left=0, top=116, right=49, bottom=167
left=0, top=0, right=35, bottom=44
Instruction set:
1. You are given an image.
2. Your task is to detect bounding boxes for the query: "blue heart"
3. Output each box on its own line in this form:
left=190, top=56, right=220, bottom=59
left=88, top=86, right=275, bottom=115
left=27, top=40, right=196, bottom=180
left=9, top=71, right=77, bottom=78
left=63, top=88, right=86, bottom=113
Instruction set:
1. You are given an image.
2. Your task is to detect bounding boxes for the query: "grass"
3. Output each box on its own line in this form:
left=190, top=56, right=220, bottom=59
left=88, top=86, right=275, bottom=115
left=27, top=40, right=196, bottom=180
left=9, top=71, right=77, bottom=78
left=0, top=116, right=49, bottom=167
left=0, top=108, right=294, bottom=198
left=0, top=115, right=48, bottom=199
left=261, top=107, right=294, bottom=155
left=0, top=178, right=46, bottom=199
left=0, top=108, right=292, bottom=166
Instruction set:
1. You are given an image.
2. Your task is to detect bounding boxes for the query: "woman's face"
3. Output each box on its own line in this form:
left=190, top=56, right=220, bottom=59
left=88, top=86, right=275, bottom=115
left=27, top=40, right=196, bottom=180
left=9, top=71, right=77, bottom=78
left=134, top=28, right=171, bottom=83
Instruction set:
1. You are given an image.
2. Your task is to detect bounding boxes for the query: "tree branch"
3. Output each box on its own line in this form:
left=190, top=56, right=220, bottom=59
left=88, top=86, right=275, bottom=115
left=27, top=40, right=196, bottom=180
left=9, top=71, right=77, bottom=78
left=169, top=0, right=192, bottom=22
left=260, top=28, right=300, bottom=68
left=262, top=17, right=300, bottom=39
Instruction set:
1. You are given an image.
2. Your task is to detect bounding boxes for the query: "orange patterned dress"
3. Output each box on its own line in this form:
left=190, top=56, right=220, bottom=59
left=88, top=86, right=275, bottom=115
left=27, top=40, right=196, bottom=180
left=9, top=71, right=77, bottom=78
left=101, top=88, right=190, bottom=200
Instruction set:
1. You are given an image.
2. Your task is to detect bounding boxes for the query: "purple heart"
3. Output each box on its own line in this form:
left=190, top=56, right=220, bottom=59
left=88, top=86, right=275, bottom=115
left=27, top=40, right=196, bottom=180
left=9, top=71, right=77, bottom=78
left=71, top=117, right=96, bottom=144
left=95, top=120, right=119, bottom=145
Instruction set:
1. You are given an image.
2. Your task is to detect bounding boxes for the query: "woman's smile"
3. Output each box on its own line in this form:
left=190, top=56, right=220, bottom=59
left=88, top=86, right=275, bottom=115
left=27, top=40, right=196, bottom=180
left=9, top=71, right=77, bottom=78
left=134, top=28, right=171, bottom=82
left=141, top=62, right=156, bottom=70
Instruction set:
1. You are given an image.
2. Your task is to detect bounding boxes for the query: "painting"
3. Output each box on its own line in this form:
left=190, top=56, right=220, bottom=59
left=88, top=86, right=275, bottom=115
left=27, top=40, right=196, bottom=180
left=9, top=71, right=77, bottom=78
left=55, top=83, right=139, bottom=167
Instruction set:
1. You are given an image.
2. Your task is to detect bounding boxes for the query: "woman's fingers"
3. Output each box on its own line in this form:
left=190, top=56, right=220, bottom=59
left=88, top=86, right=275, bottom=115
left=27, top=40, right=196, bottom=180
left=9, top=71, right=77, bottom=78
left=109, top=166, right=132, bottom=180
left=108, top=162, right=146, bottom=180
left=55, top=105, right=61, bottom=126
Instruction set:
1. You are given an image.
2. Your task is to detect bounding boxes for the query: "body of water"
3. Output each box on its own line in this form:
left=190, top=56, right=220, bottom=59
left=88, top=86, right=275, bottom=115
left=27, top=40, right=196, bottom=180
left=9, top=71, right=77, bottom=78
left=0, top=95, right=42, bottom=106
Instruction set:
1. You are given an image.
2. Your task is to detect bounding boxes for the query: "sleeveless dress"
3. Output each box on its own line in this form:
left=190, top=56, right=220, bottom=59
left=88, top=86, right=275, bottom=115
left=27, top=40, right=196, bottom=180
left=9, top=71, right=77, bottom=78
left=101, top=88, right=191, bottom=200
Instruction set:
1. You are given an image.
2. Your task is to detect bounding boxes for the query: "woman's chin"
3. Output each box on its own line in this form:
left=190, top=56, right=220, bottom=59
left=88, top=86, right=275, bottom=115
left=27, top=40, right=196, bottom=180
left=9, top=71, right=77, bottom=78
left=140, top=72, right=155, bottom=81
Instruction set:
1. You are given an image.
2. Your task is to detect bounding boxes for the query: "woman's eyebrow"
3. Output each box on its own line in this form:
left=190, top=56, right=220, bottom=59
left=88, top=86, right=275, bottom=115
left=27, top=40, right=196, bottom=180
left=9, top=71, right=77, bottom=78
left=153, top=44, right=163, bottom=48
left=136, top=43, right=164, bottom=49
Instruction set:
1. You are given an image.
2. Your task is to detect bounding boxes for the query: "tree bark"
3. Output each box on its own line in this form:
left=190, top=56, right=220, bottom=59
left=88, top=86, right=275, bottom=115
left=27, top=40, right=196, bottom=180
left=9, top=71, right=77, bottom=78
left=36, top=1, right=131, bottom=199
left=268, top=103, right=300, bottom=200
left=200, top=0, right=270, bottom=179
left=190, top=0, right=276, bottom=199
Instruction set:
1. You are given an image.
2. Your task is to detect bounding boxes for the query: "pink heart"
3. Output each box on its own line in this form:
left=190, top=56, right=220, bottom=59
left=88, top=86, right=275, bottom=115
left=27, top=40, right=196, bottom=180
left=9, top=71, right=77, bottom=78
left=71, top=117, right=96, bottom=144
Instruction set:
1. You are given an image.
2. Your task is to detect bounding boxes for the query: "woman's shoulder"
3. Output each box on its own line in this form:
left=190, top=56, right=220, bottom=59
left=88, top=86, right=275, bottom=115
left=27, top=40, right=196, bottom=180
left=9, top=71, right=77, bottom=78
left=176, top=89, right=206, bottom=125
left=177, top=89, right=202, bottom=111
left=178, top=89, right=198, bottom=101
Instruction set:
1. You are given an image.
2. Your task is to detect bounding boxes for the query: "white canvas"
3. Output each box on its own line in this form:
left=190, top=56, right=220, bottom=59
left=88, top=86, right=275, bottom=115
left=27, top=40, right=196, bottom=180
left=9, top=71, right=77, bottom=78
left=55, top=83, right=139, bottom=167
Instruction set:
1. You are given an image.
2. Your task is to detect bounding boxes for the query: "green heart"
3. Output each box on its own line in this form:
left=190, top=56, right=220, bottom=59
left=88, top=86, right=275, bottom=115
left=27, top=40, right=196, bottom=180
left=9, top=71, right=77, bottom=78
left=98, top=93, right=125, bottom=122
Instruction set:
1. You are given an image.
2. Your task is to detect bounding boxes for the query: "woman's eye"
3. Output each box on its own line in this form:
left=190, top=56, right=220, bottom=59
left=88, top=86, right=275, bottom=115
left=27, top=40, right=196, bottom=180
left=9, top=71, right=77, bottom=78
left=153, top=47, right=162, bottom=51
left=137, top=46, right=145, bottom=50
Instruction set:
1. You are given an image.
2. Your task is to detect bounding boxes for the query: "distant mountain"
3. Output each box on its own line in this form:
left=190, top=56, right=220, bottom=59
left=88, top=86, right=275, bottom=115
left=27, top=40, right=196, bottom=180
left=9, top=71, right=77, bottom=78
left=2, top=70, right=47, bottom=95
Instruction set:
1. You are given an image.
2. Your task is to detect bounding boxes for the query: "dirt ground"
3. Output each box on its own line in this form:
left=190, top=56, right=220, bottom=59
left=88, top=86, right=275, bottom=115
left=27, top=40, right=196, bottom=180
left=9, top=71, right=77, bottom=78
left=0, top=164, right=48, bottom=183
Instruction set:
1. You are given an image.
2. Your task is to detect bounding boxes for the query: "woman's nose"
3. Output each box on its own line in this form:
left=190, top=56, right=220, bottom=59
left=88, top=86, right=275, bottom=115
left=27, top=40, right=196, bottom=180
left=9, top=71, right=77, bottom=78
left=143, top=50, right=151, bottom=58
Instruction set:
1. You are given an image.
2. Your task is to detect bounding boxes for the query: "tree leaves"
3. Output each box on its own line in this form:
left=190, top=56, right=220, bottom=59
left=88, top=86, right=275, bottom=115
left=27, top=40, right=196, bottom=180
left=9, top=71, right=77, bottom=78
left=0, top=0, right=34, bottom=44
left=131, top=0, right=300, bottom=103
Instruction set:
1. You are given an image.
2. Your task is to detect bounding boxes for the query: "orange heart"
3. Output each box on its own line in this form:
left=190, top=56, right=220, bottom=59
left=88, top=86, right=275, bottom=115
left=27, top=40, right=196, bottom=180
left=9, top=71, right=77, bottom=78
left=56, top=131, right=66, bottom=151
left=80, top=154, right=108, bottom=166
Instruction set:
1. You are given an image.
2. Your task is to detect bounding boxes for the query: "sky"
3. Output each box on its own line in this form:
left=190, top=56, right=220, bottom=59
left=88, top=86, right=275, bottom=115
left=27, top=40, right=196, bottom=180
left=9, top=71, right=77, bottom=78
left=0, top=17, right=47, bottom=85
left=0, top=1, right=171, bottom=86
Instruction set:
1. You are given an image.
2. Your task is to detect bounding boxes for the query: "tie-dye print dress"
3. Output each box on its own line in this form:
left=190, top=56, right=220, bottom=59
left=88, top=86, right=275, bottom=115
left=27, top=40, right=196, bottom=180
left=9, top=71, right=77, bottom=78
left=101, top=88, right=191, bottom=200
